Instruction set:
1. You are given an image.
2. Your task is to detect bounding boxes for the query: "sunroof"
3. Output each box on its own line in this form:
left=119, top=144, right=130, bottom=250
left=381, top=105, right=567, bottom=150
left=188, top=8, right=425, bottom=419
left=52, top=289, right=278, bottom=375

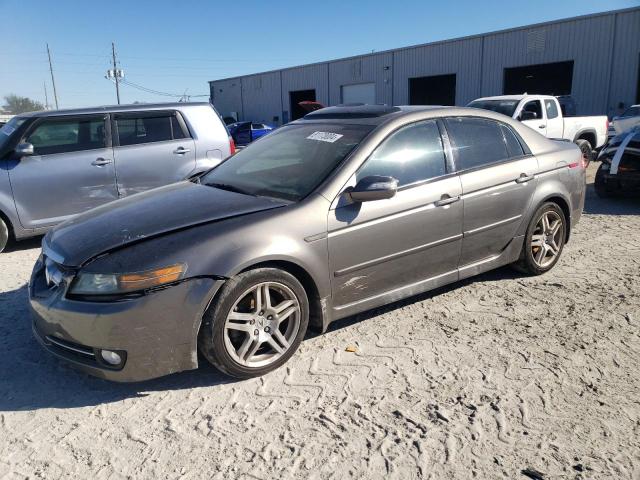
left=304, top=105, right=401, bottom=119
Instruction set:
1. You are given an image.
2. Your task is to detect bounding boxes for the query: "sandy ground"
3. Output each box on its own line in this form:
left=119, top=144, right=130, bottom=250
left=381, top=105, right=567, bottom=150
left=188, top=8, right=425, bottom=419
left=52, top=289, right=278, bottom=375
left=0, top=163, right=639, bottom=480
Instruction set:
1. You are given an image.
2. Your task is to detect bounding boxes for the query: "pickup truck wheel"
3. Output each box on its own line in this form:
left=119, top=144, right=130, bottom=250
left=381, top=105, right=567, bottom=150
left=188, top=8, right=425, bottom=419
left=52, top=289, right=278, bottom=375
left=575, top=139, right=593, bottom=167
left=0, top=217, right=9, bottom=253
left=198, top=268, right=309, bottom=379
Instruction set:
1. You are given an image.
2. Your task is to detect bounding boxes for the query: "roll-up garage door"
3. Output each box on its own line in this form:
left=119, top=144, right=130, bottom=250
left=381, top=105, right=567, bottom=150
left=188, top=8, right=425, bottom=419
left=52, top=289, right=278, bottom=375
left=341, top=83, right=376, bottom=105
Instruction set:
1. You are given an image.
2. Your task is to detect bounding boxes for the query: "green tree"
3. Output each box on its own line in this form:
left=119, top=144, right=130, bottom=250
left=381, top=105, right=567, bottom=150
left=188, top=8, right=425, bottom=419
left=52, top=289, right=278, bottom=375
left=2, top=94, right=45, bottom=114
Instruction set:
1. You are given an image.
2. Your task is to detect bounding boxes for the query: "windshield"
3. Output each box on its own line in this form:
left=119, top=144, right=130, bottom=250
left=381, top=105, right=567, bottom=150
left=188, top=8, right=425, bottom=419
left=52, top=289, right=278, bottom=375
left=201, top=123, right=373, bottom=201
left=0, top=116, right=27, bottom=152
left=467, top=100, right=520, bottom=117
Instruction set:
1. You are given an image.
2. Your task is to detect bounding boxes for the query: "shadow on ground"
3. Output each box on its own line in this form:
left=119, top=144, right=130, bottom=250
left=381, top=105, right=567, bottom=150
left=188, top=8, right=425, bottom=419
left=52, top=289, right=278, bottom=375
left=0, top=263, right=521, bottom=412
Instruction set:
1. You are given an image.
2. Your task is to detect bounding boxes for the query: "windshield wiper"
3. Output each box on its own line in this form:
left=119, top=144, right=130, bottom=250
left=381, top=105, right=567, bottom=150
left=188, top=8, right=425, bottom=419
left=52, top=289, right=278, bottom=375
left=206, top=182, right=256, bottom=196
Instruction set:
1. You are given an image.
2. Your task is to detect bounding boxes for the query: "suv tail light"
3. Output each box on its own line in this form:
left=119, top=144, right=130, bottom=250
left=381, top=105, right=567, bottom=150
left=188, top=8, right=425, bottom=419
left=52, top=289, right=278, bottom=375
left=229, top=136, right=236, bottom=155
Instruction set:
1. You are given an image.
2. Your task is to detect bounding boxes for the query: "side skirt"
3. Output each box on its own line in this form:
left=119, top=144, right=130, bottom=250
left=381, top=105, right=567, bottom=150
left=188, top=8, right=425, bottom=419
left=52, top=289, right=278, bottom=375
left=325, top=235, right=524, bottom=328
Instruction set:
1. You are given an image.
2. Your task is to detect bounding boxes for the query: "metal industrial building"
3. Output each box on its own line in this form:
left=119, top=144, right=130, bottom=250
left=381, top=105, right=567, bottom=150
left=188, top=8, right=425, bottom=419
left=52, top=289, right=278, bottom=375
left=210, top=7, right=640, bottom=125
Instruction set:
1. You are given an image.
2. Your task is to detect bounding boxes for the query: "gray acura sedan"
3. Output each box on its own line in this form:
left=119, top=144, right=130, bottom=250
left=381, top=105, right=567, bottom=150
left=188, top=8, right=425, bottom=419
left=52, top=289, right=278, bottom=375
left=30, top=105, right=586, bottom=381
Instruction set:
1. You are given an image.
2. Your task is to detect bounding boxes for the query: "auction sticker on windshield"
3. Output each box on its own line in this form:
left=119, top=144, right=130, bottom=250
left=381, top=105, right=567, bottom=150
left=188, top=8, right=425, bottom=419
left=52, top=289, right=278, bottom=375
left=307, top=131, right=344, bottom=143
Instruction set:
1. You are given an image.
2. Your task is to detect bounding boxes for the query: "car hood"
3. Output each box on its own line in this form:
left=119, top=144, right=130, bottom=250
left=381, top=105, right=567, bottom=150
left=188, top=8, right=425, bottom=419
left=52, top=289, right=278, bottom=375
left=44, top=181, right=287, bottom=267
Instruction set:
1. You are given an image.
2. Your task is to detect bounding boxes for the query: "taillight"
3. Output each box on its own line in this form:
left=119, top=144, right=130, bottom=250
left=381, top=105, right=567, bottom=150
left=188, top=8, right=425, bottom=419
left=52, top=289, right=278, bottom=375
left=229, top=136, right=236, bottom=155
left=605, top=119, right=609, bottom=132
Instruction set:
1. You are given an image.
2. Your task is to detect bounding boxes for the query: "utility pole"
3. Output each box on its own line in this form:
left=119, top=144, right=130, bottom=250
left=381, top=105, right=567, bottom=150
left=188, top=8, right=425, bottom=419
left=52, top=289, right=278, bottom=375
left=43, top=82, right=49, bottom=110
left=46, top=43, right=59, bottom=109
left=112, top=42, right=121, bottom=104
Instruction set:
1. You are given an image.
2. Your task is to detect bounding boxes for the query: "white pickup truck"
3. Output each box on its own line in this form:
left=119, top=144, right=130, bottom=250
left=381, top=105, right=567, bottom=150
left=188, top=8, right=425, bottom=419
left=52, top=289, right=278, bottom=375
left=468, top=94, right=608, bottom=160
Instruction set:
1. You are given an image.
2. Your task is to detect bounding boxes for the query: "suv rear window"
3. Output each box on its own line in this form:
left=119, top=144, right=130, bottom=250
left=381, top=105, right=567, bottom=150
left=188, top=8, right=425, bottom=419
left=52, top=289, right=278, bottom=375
left=116, top=112, right=188, bottom=146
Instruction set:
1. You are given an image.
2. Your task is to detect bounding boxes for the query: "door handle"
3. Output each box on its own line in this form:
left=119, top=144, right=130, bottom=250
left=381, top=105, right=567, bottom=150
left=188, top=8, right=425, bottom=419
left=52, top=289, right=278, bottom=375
left=92, top=158, right=112, bottom=166
left=515, top=173, right=535, bottom=183
left=173, top=147, right=191, bottom=154
left=538, top=125, right=546, bottom=129
left=434, top=194, right=460, bottom=207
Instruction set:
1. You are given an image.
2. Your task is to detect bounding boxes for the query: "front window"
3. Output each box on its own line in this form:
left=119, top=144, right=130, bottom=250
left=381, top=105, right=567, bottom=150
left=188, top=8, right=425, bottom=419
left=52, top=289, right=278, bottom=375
left=25, top=116, right=106, bottom=155
left=357, top=120, right=446, bottom=187
left=467, top=100, right=519, bottom=117
left=0, top=116, right=28, bottom=151
left=202, top=123, right=372, bottom=201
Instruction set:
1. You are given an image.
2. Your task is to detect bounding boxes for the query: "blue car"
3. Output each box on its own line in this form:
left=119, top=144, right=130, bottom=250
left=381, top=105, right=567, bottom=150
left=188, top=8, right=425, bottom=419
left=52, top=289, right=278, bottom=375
left=227, top=121, right=273, bottom=146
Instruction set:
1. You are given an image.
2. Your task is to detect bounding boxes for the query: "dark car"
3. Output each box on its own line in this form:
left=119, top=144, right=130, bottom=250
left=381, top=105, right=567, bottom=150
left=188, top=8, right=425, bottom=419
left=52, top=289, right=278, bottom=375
left=30, top=105, right=585, bottom=382
left=227, top=121, right=273, bottom=146
left=595, top=127, right=640, bottom=197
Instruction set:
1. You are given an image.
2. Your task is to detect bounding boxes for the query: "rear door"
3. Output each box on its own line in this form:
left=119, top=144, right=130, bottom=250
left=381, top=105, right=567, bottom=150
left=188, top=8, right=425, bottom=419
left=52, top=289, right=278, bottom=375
left=444, top=117, right=538, bottom=266
left=519, top=99, right=547, bottom=136
left=544, top=99, right=564, bottom=139
left=112, top=110, right=196, bottom=196
left=8, top=114, right=118, bottom=229
left=328, top=120, right=463, bottom=312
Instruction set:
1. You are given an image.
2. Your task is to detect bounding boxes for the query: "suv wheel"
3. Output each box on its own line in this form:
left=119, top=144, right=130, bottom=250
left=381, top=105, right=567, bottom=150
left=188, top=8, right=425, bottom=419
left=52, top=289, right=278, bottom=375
left=198, top=268, right=309, bottom=378
left=0, top=218, right=9, bottom=253
left=513, top=202, right=566, bottom=275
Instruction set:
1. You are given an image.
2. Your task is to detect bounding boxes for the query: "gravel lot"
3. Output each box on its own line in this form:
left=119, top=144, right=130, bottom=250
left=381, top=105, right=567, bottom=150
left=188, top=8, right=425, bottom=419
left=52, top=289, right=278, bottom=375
left=1, top=163, right=639, bottom=479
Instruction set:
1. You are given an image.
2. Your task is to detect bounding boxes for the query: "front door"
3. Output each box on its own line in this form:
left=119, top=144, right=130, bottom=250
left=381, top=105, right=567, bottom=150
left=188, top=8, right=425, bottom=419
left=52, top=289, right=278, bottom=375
left=443, top=117, right=539, bottom=266
left=112, top=111, right=196, bottom=197
left=8, top=114, right=118, bottom=229
left=519, top=99, right=547, bottom=137
left=328, top=120, right=463, bottom=314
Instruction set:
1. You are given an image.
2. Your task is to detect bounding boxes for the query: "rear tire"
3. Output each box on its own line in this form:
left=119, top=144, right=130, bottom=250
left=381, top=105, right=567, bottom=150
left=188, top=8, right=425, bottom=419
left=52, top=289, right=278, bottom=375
left=0, top=217, right=9, bottom=253
left=575, top=139, right=593, bottom=167
left=198, top=268, right=309, bottom=379
left=513, top=202, right=566, bottom=275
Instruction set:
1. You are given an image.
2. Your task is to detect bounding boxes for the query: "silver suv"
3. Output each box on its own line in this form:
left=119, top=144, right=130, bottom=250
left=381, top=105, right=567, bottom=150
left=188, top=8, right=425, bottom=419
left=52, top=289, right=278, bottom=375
left=0, top=102, right=233, bottom=252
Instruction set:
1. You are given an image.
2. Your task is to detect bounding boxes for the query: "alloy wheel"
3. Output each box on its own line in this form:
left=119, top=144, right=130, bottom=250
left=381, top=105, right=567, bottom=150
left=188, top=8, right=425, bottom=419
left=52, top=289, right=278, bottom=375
left=223, top=282, right=301, bottom=368
left=530, top=210, right=564, bottom=268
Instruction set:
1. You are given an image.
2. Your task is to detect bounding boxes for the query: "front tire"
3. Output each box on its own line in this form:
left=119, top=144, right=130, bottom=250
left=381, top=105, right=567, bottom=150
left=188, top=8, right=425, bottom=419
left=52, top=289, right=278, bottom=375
left=198, top=268, right=309, bottom=379
left=513, top=202, right=566, bottom=275
left=0, top=217, right=9, bottom=253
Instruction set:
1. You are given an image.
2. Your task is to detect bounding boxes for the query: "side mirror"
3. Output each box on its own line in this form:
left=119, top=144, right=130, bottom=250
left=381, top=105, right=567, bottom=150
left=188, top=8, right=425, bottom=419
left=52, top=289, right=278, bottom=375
left=348, top=175, right=398, bottom=203
left=519, top=111, right=537, bottom=121
left=15, top=143, right=34, bottom=156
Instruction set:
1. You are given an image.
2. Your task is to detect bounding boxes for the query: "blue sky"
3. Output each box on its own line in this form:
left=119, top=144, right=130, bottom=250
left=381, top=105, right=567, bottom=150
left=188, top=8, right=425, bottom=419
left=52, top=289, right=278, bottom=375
left=0, top=0, right=636, bottom=108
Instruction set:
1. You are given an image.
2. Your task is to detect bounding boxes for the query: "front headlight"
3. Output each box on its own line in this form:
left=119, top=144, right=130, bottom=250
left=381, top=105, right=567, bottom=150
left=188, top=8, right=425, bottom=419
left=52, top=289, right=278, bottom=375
left=70, top=264, right=186, bottom=296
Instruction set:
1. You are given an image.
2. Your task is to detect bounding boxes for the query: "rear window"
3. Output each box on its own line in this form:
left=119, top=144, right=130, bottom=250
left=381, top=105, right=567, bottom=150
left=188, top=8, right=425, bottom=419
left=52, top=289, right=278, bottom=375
left=467, top=100, right=519, bottom=117
left=445, top=117, right=515, bottom=170
left=116, top=112, right=189, bottom=146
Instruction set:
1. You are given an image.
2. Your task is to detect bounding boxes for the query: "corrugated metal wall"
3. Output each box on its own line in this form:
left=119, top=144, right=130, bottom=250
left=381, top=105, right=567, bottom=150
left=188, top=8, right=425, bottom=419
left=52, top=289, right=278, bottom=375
left=328, top=52, right=393, bottom=105
left=393, top=38, right=483, bottom=106
left=241, top=72, right=282, bottom=124
left=608, top=9, right=640, bottom=117
left=210, top=7, right=639, bottom=123
left=481, top=13, right=616, bottom=115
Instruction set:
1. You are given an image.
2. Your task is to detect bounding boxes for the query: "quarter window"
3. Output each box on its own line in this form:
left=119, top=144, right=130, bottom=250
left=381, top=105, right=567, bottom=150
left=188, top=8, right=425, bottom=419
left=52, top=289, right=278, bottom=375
left=25, top=116, right=106, bottom=155
left=501, top=124, right=525, bottom=157
left=357, top=120, right=446, bottom=187
left=445, top=117, right=514, bottom=170
left=116, top=112, right=188, bottom=146
left=544, top=100, right=559, bottom=119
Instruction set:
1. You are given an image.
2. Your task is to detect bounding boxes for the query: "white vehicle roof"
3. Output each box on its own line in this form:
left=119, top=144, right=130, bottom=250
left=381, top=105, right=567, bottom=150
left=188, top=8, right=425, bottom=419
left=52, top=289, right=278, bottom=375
left=472, top=95, right=527, bottom=102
